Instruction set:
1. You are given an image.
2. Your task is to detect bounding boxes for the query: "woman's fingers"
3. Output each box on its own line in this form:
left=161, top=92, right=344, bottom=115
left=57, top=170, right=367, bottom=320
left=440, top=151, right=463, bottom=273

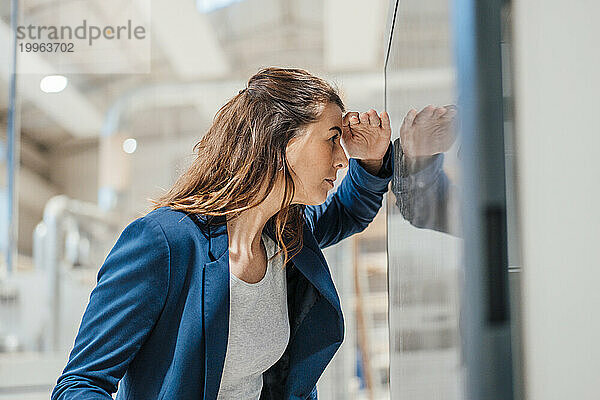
left=422, top=104, right=436, bottom=116
left=434, top=106, right=447, bottom=118
left=402, top=108, right=417, bottom=127
left=359, top=112, right=370, bottom=125
left=344, top=111, right=360, bottom=126
left=345, top=109, right=389, bottom=130
left=443, top=105, right=458, bottom=118
left=381, top=111, right=391, bottom=132
left=367, top=109, right=381, bottom=127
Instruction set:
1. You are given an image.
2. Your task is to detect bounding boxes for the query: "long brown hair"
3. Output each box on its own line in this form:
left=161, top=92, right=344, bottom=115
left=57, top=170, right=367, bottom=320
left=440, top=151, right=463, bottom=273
left=151, top=67, right=345, bottom=265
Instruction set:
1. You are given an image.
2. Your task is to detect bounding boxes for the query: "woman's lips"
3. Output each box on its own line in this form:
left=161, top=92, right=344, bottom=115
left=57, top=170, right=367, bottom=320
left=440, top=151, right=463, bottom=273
left=324, top=179, right=334, bottom=188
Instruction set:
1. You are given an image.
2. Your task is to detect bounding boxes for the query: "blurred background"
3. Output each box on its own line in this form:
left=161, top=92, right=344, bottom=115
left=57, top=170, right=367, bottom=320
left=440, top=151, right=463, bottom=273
left=1, top=0, right=599, bottom=399
left=0, top=1, right=397, bottom=398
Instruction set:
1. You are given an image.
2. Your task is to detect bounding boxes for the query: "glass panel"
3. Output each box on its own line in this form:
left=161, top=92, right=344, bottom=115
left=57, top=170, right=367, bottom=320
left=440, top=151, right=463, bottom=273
left=385, top=0, right=465, bottom=398
left=385, top=0, right=521, bottom=398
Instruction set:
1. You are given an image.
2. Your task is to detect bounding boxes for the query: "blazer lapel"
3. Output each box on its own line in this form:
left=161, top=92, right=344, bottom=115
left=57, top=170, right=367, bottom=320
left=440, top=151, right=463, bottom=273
left=202, top=218, right=229, bottom=400
left=201, top=216, right=342, bottom=399
left=265, top=222, right=342, bottom=313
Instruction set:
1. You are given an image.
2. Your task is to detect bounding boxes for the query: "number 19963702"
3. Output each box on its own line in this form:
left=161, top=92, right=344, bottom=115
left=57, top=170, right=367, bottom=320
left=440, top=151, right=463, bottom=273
left=19, top=42, right=74, bottom=52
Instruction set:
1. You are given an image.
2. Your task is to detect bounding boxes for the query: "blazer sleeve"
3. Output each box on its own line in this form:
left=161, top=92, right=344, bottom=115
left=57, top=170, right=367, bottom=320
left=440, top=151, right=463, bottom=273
left=51, top=216, right=170, bottom=400
left=304, top=141, right=394, bottom=249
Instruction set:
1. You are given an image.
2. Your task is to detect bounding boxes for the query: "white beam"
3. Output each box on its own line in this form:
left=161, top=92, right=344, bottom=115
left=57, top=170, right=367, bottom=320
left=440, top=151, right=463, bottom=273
left=151, top=0, right=230, bottom=79
left=324, top=0, right=388, bottom=71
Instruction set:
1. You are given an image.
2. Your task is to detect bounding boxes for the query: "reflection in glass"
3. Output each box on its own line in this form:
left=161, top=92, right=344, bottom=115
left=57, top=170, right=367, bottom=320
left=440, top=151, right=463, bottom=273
left=385, top=0, right=464, bottom=398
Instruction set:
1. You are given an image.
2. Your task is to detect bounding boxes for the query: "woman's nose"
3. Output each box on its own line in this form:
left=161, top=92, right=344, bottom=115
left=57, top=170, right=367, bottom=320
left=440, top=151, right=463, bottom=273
left=333, top=142, right=348, bottom=169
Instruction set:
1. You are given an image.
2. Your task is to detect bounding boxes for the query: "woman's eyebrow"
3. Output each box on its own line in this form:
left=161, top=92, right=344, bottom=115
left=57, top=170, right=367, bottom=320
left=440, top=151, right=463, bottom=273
left=329, top=126, right=342, bottom=135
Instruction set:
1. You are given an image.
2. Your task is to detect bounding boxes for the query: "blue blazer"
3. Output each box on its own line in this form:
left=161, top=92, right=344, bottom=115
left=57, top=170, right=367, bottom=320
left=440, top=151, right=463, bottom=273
left=52, top=143, right=394, bottom=400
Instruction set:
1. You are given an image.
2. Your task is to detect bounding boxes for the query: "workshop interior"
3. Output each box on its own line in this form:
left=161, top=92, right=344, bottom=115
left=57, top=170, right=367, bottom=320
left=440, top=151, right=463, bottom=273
left=1, top=0, right=598, bottom=399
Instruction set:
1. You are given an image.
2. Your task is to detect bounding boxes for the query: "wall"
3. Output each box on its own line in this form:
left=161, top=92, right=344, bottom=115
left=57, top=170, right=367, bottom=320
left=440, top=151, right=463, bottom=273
left=513, top=1, right=600, bottom=398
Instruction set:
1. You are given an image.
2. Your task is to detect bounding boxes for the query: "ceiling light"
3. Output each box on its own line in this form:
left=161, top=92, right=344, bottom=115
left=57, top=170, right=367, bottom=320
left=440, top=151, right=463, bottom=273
left=196, top=0, right=244, bottom=13
left=40, top=75, right=68, bottom=93
left=122, top=138, right=137, bottom=154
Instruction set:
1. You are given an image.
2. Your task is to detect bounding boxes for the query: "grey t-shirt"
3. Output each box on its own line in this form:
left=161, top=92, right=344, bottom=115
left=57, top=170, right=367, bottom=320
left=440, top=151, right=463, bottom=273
left=216, top=232, right=290, bottom=399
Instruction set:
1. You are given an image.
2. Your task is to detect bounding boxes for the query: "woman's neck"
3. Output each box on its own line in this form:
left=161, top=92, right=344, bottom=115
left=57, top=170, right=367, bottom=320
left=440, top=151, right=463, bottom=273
left=226, top=180, right=285, bottom=259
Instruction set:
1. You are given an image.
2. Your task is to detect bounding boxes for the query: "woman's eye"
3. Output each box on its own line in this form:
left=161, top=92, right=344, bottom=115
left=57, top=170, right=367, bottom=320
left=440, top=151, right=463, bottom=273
left=330, top=134, right=339, bottom=143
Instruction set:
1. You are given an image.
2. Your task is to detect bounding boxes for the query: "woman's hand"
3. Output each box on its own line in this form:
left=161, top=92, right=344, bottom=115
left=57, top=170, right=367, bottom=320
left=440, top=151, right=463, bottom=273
left=400, top=105, right=457, bottom=158
left=341, top=109, right=392, bottom=161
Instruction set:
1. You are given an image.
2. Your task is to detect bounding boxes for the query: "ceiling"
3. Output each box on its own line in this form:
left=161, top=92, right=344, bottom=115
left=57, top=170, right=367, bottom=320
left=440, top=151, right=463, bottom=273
left=2, top=0, right=452, bottom=153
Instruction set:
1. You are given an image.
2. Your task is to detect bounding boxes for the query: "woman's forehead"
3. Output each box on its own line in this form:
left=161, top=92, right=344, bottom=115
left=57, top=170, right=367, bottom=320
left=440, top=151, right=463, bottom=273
left=295, top=103, right=342, bottom=140
left=305, top=107, right=341, bottom=137
left=318, top=103, right=343, bottom=123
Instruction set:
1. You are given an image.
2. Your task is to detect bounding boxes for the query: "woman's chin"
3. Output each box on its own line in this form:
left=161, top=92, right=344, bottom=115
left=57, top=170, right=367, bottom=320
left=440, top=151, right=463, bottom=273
left=296, top=185, right=330, bottom=206
left=303, top=193, right=328, bottom=206
left=316, top=191, right=330, bottom=205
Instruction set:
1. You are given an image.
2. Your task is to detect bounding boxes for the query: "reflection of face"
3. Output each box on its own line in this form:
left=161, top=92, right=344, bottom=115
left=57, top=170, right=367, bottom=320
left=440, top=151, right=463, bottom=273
left=286, top=103, right=348, bottom=205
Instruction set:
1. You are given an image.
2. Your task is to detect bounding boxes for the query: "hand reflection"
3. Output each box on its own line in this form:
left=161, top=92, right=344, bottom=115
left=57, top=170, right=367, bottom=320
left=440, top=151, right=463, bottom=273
left=400, top=105, right=457, bottom=158
left=392, top=104, right=459, bottom=235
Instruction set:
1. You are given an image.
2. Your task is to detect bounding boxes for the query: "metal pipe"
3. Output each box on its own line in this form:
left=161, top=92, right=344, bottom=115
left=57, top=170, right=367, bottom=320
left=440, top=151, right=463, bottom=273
left=4, top=0, right=21, bottom=277
left=39, top=195, right=121, bottom=351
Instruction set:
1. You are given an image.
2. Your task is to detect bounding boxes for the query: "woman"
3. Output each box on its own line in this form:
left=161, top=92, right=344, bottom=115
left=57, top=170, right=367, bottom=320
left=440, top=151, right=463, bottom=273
left=51, top=67, right=394, bottom=400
